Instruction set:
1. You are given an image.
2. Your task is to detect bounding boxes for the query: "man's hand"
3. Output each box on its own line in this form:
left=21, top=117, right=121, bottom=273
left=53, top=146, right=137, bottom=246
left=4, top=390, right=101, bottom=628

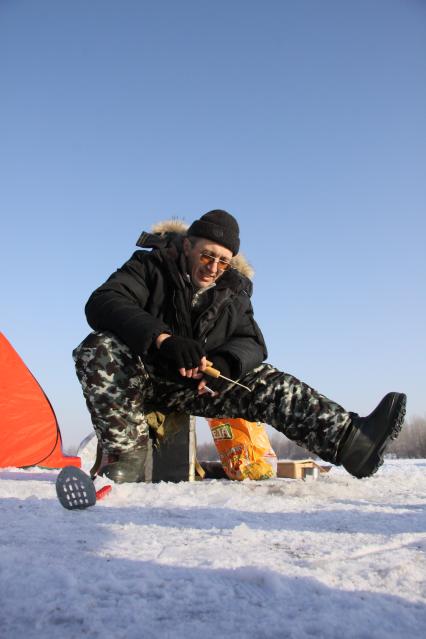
left=157, top=335, right=206, bottom=378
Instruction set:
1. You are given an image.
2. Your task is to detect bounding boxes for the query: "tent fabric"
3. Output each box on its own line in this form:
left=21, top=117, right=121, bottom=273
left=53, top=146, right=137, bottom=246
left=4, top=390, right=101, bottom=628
left=0, top=332, right=80, bottom=469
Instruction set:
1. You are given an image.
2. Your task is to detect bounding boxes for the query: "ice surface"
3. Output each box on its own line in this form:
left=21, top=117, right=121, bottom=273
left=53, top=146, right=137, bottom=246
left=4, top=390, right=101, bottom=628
left=0, top=459, right=425, bottom=638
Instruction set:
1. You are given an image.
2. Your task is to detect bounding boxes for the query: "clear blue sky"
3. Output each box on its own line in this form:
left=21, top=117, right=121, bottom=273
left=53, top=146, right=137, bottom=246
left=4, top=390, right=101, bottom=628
left=1, top=0, right=425, bottom=448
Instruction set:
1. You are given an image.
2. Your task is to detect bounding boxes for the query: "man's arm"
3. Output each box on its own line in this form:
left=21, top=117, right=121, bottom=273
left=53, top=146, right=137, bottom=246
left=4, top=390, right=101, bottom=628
left=85, top=252, right=172, bottom=356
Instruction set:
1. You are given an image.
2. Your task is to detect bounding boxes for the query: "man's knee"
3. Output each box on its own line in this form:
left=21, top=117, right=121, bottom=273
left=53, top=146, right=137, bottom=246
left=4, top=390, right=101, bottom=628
left=73, top=330, right=126, bottom=359
left=73, top=331, right=134, bottom=373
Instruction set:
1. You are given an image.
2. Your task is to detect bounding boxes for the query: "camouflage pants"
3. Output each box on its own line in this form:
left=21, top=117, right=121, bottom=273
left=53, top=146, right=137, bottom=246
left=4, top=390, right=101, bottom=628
left=73, top=331, right=352, bottom=463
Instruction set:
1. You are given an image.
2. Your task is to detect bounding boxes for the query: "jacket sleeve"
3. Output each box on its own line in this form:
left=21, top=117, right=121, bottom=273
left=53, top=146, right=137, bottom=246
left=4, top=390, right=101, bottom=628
left=209, top=292, right=268, bottom=378
left=85, top=252, right=172, bottom=356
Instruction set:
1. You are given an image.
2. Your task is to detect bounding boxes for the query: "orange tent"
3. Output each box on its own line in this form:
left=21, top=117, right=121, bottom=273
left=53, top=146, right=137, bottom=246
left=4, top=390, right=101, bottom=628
left=0, top=332, right=80, bottom=469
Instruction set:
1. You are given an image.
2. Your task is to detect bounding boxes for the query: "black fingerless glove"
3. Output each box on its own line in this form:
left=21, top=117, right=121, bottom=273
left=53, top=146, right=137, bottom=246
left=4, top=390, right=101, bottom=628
left=158, top=336, right=205, bottom=370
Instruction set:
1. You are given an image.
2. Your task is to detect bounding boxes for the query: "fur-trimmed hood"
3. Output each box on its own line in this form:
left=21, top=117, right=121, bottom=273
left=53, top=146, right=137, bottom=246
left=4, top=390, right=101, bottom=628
left=148, top=219, right=254, bottom=279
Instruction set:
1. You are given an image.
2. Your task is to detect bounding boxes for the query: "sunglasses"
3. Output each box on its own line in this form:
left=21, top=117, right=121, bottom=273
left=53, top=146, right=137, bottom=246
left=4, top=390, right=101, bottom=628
left=199, top=251, right=232, bottom=272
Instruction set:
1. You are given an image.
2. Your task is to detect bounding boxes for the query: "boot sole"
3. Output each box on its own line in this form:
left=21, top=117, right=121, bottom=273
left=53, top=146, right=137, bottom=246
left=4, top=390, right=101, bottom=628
left=347, top=393, right=406, bottom=478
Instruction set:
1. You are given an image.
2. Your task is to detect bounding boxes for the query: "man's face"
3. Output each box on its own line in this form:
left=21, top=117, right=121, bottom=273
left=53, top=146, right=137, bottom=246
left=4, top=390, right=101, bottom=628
left=183, top=238, right=233, bottom=288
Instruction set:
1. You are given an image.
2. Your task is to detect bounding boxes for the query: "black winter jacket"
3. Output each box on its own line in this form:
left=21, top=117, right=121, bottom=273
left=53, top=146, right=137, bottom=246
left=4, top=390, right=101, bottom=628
left=85, top=231, right=267, bottom=379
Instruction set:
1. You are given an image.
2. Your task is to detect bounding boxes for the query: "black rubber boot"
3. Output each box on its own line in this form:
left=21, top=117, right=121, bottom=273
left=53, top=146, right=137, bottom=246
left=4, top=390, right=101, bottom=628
left=338, top=392, right=406, bottom=478
left=98, top=446, right=148, bottom=483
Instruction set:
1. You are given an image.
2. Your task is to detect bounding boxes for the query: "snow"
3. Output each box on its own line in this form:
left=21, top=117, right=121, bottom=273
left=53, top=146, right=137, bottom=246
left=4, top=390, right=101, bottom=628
left=0, top=459, right=425, bottom=639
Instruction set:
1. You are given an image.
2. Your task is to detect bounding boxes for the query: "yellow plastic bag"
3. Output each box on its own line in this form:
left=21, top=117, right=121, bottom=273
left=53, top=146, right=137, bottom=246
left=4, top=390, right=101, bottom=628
left=207, top=418, right=277, bottom=480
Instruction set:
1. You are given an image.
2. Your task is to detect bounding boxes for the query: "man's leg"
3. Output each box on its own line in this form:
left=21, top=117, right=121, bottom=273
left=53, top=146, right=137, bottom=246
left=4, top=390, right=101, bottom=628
left=151, top=364, right=351, bottom=464
left=156, top=364, right=405, bottom=476
left=73, top=331, right=154, bottom=481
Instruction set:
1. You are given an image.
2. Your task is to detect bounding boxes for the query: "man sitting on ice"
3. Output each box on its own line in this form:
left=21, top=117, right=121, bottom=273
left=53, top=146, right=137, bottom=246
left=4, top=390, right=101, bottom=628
left=73, top=210, right=406, bottom=482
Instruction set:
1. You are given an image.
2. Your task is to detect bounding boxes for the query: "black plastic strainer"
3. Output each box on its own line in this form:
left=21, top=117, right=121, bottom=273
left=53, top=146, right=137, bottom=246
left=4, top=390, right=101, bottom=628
left=56, top=466, right=97, bottom=510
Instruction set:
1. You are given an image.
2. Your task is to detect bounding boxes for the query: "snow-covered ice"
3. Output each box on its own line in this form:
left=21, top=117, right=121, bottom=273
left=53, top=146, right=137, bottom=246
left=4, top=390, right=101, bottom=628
left=0, top=459, right=425, bottom=639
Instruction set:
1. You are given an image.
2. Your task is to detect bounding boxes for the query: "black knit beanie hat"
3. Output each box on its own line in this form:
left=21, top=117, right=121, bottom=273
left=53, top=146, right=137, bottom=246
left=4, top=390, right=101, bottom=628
left=186, top=209, right=240, bottom=255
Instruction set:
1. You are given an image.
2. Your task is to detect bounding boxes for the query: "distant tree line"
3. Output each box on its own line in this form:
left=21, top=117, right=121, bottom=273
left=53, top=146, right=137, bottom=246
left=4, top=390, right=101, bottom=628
left=197, top=416, right=426, bottom=460
left=386, top=415, right=426, bottom=458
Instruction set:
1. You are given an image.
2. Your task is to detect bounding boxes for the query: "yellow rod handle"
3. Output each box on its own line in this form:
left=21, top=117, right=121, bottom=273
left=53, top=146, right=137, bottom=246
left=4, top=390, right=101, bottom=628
left=204, top=360, right=221, bottom=379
